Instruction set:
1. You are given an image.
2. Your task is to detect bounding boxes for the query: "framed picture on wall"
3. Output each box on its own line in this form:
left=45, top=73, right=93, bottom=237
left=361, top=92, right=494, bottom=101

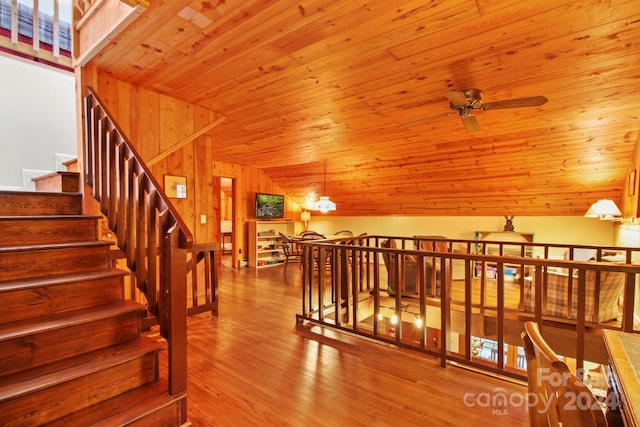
left=164, top=175, right=187, bottom=199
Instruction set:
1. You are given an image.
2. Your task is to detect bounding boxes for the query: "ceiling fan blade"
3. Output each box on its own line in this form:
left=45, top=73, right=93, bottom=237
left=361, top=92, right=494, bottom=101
left=444, top=90, right=469, bottom=106
left=482, top=96, right=548, bottom=110
left=460, top=114, right=481, bottom=133
left=400, top=112, right=453, bottom=128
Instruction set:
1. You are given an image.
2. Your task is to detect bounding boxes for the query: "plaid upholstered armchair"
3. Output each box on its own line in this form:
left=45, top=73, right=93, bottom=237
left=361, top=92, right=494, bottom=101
left=519, top=269, right=625, bottom=323
left=381, top=239, right=443, bottom=297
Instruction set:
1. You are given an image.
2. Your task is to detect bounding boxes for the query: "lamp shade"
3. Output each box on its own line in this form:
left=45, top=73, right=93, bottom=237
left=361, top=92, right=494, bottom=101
left=313, top=196, right=336, bottom=213
left=300, top=210, right=311, bottom=222
left=584, top=199, right=622, bottom=219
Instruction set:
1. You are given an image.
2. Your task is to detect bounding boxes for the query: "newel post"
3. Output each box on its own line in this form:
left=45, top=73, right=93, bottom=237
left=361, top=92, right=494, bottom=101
left=161, top=227, right=188, bottom=397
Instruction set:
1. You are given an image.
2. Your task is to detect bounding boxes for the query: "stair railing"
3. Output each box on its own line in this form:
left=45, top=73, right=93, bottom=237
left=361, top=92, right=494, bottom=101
left=187, top=243, right=219, bottom=317
left=108, top=242, right=219, bottom=319
left=83, top=86, right=192, bottom=397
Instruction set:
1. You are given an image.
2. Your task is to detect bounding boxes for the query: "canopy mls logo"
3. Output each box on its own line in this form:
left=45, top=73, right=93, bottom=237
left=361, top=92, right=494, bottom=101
left=462, top=368, right=618, bottom=417
left=462, top=387, right=518, bottom=416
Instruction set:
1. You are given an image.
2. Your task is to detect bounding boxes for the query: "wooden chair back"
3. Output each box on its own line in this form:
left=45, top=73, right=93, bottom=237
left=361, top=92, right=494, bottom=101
left=299, top=231, right=330, bottom=268
left=300, top=231, right=326, bottom=240
left=521, top=321, right=608, bottom=427
left=278, top=232, right=302, bottom=273
left=279, top=232, right=302, bottom=255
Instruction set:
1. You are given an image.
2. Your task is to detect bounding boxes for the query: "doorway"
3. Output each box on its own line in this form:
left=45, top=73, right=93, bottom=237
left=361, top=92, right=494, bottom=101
left=219, top=177, right=235, bottom=267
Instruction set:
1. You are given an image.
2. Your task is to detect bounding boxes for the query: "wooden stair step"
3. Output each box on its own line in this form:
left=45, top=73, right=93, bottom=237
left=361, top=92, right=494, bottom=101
left=44, top=378, right=186, bottom=427
left=0, top=268, right=127, bottom=325
left=0, top=239, right=112, bottom=253
left=62, top=158, right=78, bottom=173
left=0, top=301, right=147, bottom=376
left=0, top=336, right=166, bottom=426
left=0, top=191, right=82, bottom=216
left=32, top=171, right=80, bottom=193
left=0, top=268, right=127, bottom=294
left=0, top=215, right=101, bottom=246
left=0, top=334, right=165, bottom=398
left=0, top=300, right=144, bottom=341
left=0, top=240, right=113, bottom=281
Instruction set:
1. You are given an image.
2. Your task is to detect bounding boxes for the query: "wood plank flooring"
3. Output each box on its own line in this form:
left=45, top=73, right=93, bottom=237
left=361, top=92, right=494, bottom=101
left=162, top=258, right=529, bottom=426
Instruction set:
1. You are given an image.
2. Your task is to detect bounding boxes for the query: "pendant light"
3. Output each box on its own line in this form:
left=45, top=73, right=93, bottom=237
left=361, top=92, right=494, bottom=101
left=313, top=160, right=336, bottom=213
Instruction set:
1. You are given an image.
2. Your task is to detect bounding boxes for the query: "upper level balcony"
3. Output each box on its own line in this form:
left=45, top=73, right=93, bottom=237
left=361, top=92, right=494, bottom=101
left=0, top=0, right=72, bottom=68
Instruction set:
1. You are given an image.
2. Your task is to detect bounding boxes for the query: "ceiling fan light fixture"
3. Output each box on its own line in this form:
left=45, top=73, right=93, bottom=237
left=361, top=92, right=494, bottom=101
left=460, top=113, right=481, bottom=133
left=402, top=88, right=548, bottom=133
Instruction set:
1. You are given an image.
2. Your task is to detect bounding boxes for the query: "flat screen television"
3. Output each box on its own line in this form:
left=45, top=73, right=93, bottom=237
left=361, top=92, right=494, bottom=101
left=255, top=193, right=285, bottom=219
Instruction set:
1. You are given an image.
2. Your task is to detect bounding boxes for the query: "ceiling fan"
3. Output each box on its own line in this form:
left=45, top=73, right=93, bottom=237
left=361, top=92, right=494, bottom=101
left=401, top=89, right=548, bottom=133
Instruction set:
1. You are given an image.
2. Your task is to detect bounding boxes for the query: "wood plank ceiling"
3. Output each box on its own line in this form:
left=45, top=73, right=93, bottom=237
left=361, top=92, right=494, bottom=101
left=89, top=0, right=640, bottom=216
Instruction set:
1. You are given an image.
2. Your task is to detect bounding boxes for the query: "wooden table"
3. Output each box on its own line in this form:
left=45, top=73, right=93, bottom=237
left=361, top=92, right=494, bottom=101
left=603, top=329, right=640, bottom=427
left=221, top=232, right=232, bottom=254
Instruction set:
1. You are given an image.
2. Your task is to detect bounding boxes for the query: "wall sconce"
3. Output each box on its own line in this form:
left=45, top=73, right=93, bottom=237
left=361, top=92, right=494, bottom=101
left=300, top=210, right=311, bottom=231
left=584, top=199, right=622, bottom=221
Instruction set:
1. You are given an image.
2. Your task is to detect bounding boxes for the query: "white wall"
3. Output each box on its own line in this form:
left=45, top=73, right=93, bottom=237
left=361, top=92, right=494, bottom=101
left=618, top=224, right=640, bottom=260
left=305, top=215, right=617, bottom=249
left=0, top=53, right=77, bottom=189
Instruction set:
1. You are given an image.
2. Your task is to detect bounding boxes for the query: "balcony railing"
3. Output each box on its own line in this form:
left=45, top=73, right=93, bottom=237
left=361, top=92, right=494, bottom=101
left=296, top=235, right=640, bottom=390
left=0, top=0, right=72, bottom=68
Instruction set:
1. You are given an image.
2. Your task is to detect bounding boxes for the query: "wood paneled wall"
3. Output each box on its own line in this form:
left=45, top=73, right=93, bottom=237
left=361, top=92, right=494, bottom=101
left=85, top=74, right=301, bottom=266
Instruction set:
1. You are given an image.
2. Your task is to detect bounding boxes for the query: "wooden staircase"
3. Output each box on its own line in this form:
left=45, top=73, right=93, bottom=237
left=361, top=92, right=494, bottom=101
left=0, top=190, right=187, bottom=426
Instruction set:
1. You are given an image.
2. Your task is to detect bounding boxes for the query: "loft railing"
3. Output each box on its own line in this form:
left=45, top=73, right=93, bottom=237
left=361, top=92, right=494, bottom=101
left=83, top=86, right=192, bottom=399
left=297, top=235, right=640, bottom=388
left=0, top=0, right=72, bottom=67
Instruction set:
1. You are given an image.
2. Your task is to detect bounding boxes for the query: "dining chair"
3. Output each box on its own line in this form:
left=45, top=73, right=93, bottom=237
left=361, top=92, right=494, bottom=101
left=521, top=321, right=610, bottom=427
left=300, top=231, right=326, bottom=240
left=300, top=231, right=330, bottom=269
left=278, top=232, right=303, bottom=273
left=334, top=230, right=353, bottom=236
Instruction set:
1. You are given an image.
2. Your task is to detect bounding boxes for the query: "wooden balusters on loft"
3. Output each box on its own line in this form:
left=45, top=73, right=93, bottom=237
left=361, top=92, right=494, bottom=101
left=2, top=0, right=72, bottom=66
left=83, top=86, right=193, bottom=398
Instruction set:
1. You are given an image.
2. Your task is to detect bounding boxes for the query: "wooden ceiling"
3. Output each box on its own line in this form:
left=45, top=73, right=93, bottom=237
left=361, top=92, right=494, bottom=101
left=89, top=0, right=640, bottom=216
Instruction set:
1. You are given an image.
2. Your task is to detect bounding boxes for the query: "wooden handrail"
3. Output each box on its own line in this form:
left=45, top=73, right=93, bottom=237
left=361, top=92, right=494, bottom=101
left=83, top=86, right=193, bottom=398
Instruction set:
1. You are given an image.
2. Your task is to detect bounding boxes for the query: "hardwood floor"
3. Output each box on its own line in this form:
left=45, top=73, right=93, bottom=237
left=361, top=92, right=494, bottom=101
left=163, top=258, right=529, bottom=426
